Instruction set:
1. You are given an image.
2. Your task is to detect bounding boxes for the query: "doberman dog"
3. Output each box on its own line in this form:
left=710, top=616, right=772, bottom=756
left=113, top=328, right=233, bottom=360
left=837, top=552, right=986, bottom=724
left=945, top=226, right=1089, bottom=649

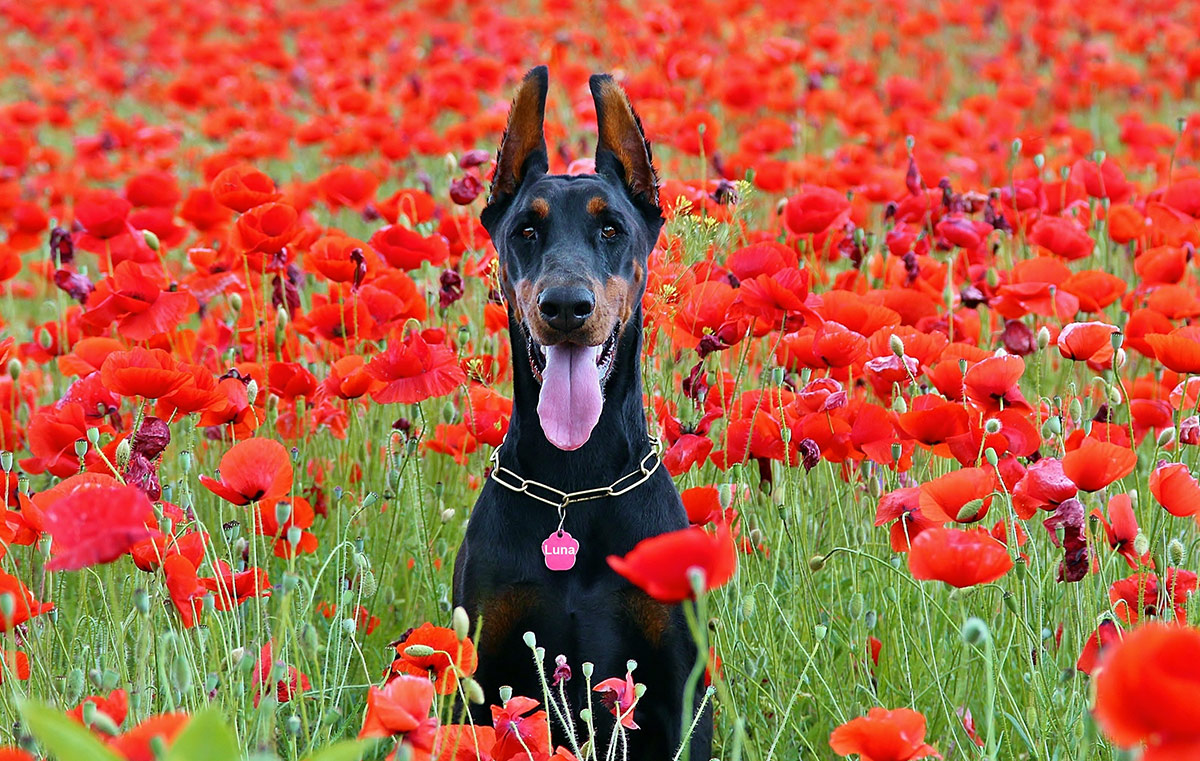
left=452, top=67, right=713, bottom=760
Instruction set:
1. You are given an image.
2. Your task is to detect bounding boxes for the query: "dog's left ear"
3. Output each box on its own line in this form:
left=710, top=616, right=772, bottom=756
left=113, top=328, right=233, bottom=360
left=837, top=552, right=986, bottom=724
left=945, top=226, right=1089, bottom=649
left=590, top=74, right=660, bottom=211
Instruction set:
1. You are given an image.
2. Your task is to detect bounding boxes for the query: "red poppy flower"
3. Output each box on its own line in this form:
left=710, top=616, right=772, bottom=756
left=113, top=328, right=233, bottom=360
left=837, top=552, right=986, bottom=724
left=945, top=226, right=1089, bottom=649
left=1012, top=456, right=1080, bottom=516
left=0, top=748, right=33, bottom=761
left=0, top=651, right=29, bottom=684
left=608, top=521, right=738, bottom=602
left=875, top=487, right=940, bottom=552
left=785, top=185, right=851, bottom=235
left=366, top=331, right=467, bottom=405
left=908, top=527, right=1013, bottom=588
left=199, top=560, right=270, bottom=611
left=918, top=467, right=996, bottom=523
left=318, top=165, right=379, bottom=211
left=388, top=623, right=478, bottom=695
left=1093, top=623, right=1200, bottom=757
left=1108, top=569, right=1197, bottom=625
left=324, top=355, right=383, bottom=399
left=199, top=437, right=294, bottom=505
left=1149, top=462, right=1200, bottom=518
left=268, top=361, right=318, bottom=401
left=1145, top=326, right=1200, bottom=374
left=1056, top=321, right=1116, bottom=366
left=107, top=713, right=190, bottom=761
left=963, top=355, right=1030, bottom=413
left=75, top=191, right=132, bottom=240
left=594, top=670, right=640, bottom=730
left=829, top=707, right=941, bottom=761
left=234, top=202, right=299, bottom=267
left=81, top=261, right=197, bottom=341
left=68, top=688, right=130, bottom=727
left=1092, top=493, right=1144, bottom=568
left=211, top=164, right=280, bottom=213
left=1030, top=216, right=1094, bottom=260
left=254, top=497, right=318, bottom=558
left=1061, top=438, right=1136, bottom=492
left=491, top=696, right=550, bottom=761
left=1075, top=619, right=1122, bottom=675
left=369, top=225, right=450, bottom=270
left=43, top=484, right=155, bottom=572
left=254, top=641, right=311, bottom=705
left=162, top=554, right=205, bottom=629
left=359, top=673, right=437, bottom=740
left=100, top=347, right=191, bottom=399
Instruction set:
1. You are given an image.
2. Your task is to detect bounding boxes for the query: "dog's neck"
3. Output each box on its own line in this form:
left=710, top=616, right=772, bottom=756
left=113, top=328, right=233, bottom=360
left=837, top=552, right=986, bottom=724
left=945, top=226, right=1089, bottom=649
left=499, top=305, right=652, bottom=491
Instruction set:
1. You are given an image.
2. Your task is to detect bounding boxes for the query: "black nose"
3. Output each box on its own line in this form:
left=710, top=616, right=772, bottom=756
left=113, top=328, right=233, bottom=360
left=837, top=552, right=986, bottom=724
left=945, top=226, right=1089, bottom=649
left=538, top=286, right=595, bottom=333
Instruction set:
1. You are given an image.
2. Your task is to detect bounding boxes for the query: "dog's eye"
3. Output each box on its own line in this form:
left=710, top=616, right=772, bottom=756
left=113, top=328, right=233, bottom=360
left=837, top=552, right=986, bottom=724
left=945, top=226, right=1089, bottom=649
left=601, top=225, right=618, bottom=240
left=521, top=227, right=537, bottom=240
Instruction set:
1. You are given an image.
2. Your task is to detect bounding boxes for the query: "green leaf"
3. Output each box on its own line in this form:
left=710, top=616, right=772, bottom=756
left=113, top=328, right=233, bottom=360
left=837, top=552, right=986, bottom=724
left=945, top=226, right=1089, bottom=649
left=18, top=699, right=123, bottom=761
left=304, top=739, right=368, bottom=761
left=164, top=707, right=240, bottom=761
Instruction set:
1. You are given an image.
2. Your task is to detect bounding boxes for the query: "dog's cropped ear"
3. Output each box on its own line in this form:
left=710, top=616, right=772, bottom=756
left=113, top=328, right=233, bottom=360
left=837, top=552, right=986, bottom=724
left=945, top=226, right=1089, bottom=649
left=483, top=66, right=550, bottom=228
left=590, top=73, right=659, bottom=211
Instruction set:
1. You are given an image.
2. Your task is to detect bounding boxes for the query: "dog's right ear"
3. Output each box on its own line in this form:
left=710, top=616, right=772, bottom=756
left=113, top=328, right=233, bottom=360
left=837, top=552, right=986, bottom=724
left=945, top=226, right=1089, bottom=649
left=482, top=66, right=549, bottom=232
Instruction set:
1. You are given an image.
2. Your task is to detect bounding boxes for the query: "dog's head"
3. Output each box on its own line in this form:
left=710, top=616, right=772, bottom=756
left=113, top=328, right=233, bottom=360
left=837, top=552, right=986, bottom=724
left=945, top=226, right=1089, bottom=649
left=481, top=67, right=663, bottom=451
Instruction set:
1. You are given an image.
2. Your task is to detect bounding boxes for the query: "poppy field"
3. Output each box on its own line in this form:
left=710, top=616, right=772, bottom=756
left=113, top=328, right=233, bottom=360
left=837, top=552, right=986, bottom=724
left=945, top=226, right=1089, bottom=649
left=4, top=0, right=1200, bottom=759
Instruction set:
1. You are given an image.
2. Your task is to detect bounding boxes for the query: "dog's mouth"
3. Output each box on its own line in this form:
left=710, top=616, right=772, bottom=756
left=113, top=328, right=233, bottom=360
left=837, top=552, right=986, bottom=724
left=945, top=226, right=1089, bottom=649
left=524, top=323, right=620, bottom=451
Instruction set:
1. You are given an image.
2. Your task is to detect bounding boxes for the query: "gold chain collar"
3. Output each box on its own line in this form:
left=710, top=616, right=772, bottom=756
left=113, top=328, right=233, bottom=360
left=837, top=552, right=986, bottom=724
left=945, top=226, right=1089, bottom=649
left=488, top=436, right=663, bottom=526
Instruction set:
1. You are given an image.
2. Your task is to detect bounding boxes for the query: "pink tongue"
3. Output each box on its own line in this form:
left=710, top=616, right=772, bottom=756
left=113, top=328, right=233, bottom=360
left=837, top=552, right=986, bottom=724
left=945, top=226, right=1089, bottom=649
left=537, top=343, right=603, bottom=450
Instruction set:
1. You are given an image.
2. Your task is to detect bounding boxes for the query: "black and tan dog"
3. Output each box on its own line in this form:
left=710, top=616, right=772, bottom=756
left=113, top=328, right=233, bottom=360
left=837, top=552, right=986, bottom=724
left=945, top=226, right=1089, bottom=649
left=452, top=67, right=712, bottom=759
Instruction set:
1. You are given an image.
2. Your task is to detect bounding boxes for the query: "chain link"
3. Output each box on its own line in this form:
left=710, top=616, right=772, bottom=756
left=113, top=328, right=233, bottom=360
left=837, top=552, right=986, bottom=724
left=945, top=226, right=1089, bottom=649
left=488, top=437, right=662, bottom=523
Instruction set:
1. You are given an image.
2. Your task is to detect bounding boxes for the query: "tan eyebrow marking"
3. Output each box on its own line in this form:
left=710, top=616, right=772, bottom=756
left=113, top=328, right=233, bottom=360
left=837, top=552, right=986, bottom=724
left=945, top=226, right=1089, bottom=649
left=530, top=198, right=549, bottom=218
left=587, top=196, right=607, bottom=215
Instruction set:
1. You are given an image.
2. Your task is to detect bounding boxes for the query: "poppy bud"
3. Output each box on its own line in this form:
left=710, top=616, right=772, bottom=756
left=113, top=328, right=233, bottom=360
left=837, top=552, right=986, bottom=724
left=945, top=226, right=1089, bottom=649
left=849, top=593, right=865, bottom=619
left=1037, top=326, right=1051, bottom=350
left=1157, top=427, right=1176, bottom=447
left=808, top=554, right=826, bottom=572
left=361, top=492, right=378, bottom=508
left=275, top=500, right=292, bottom=526
left=286, top=526, right=302, bottom=547
left=891, top=396, right=907, bottom=414
left=440, top=508, right=455, bottom=523
left=522, top=631, right=537, bottom=649
left=1034, top=153, right=1045, bottom=170
left=142, top=229, right=160, bottom=251
left=961, top=617, right=990, bottom=646
left=116, top=439, right=132, bottom=469
left=453, top=606, right=471, bottom=640
left=888, top=334, right=905, bottom=358
left=1107, top=385, right=1122, bottom=406
left=229, top=292, right=242, bottom=315
left=246, top=379, right=259, bottom=406
left=38, top=328, right=52, bottom=349
left=1010, top=138, right=1022, bottom=158
left=717, top=483, right=733, bottom=509
left=1069, top=398, right=1083, bottom=425
left=741, top=593, right=756, bottom=620
left=814, top=624, right=828, bottom=641
left=171, top=654, right=192, bottom=694
left=441, top=400, right=457, bottom=424
left=1003, top=592, right=1020, bottom=617
left=6, top=359, right=18, bottom=380
left=1169, top=538, right=1187, bottom=567
left=984, top=418, right=1003, bottom=435
left=1114, top=348, right=1126, bottom=369
left=65, top=668, right=85, bottom=704
left=341, top=618, right=357, bottom=636
left=285, top=716, right=301, bottom=736
left=984, top=447, right=998, bottom=466
left=462, top=677, right=485, bottom=705
left=687, top=567, right=707, bottom=597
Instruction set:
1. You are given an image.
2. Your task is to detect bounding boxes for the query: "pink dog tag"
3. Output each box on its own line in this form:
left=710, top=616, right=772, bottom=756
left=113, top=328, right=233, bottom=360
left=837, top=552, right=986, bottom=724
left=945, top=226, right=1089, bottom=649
left=542, top=530, right=579, bottom=571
